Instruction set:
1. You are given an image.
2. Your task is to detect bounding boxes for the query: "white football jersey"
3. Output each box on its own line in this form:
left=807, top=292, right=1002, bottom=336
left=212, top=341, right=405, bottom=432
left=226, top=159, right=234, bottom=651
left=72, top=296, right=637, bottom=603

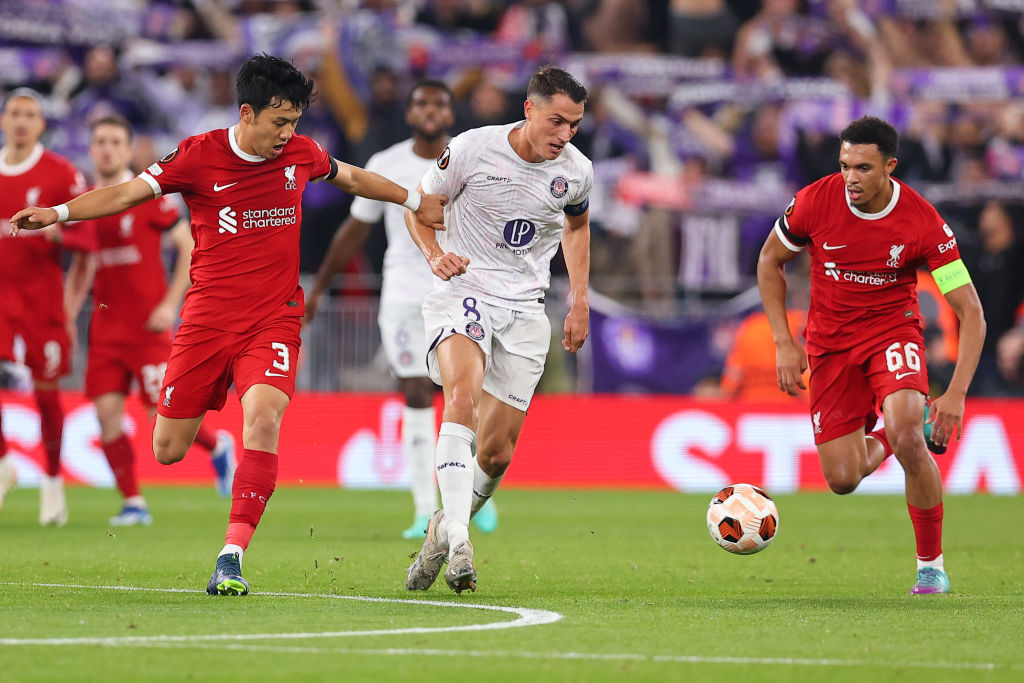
left=350, top=139, right=437, bottom=306
left=421, top=121, right=593, bottom=311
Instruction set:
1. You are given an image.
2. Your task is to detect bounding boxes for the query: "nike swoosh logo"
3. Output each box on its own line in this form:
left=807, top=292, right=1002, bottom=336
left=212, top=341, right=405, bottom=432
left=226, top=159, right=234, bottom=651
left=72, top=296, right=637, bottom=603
left=822, top=243, right=846, bottom=250
left=264, top=370, right=288, bottom=377
left=213, top=182, right=238, bottom=192
left=895, top=371, right=917, bottom=380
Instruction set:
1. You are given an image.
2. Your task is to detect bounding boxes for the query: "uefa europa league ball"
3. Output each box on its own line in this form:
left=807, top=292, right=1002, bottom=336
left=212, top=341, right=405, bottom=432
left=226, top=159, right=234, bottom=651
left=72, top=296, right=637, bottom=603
left=706, top=483, right=779, bottom=555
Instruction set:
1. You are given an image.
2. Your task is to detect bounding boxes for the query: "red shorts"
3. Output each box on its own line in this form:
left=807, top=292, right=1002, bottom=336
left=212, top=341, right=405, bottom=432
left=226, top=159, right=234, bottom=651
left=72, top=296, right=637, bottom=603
left=157, top=317, right=301, bottom=419
left=85, top=335, right=172, bottom=408
left=0, top=309, right=70, bottom=380
left=808, top=329, right=930, bottom=444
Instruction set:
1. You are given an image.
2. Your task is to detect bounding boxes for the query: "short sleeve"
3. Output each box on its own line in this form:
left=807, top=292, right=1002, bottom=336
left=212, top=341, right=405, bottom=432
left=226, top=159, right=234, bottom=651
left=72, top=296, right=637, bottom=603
left=564, top=158, right=593, bottom=216
left=152, top=195, right=181, bottom=232
left=349, top=151, right=386, bottom=224
left=421, top=131, right=475, bottom=199
left=138, top=138, right=199, bottom=197
left=921, top=207, right=961, bottom=271
left=773, top=185, right=815, bottom=252
left=306, top=137, right=334, bottom=181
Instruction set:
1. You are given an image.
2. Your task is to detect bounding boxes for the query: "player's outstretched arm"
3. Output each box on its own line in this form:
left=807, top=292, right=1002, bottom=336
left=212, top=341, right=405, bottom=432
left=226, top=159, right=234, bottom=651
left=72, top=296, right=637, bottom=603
left=403, top=184, right=468, bottom=281
left=927, top=282, right=986, bottom=449
left=305, top=216, right=374, bottom=325
left=10, top=177, right=156, bottom=235
left=561, top=210, right=591, bottom=353
left=327, top=158, right=447, bottom=230
left=146, top=219, right=192, bottom=333
left=757, top=230, right=807, bottom=396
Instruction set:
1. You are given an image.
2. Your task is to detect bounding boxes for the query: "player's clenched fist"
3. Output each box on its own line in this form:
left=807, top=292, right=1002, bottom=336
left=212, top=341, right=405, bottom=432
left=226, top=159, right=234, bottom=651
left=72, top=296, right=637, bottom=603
left=9, top=206, right=58, bottom=236
left=428, top=251, right=469, bottom=281
left=414, top=194, right=447, bottom=231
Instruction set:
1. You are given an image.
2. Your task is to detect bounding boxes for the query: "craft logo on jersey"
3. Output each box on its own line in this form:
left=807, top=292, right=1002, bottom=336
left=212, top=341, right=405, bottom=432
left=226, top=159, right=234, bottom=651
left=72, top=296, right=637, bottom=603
left=887, top=243, right=905, bottom=268
left=550, top=176, right=568, bottom=198
left=499, top=218, right=536, bottom=255
left=284, top=164, right=297, bottom=190
left=163, top=385, right=174, bottom=407
left=218, top=206, right=238, bottom=234
left=465, top=321, right=485, bottom=341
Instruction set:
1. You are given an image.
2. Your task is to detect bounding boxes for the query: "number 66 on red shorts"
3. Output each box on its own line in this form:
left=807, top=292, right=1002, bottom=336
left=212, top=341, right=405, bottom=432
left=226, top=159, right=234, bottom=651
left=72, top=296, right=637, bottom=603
left=808, top=330, right=930, bottom=445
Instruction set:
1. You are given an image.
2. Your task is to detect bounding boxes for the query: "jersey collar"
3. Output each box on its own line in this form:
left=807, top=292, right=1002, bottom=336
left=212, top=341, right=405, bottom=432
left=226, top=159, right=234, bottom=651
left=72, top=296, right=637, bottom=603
left=0, top=142, right=44, bottom=176
left=845, top=177, right=900, bottom=221
left=228, top=125, right=266, bottom=162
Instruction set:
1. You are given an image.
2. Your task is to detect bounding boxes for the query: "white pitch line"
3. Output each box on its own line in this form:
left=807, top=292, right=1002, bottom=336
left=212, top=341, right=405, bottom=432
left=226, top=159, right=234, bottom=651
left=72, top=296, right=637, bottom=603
left=0, top=582, right=561, bottom=646
left=132, top=642, right=1011, bottom=672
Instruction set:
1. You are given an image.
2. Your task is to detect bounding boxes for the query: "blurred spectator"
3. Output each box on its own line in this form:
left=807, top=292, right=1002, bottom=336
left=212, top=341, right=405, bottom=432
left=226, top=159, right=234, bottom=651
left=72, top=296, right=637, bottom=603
left=959, top=201, right=1024, bottom=394
left=582, top=0, right=656, bottom=53
left=667, top=0, right=738, bottom=59
left=68, top=45, right=160, bottom=131
left=415, top=0, right=501, bottom=35
left=495, top=0, right=571, bottom=49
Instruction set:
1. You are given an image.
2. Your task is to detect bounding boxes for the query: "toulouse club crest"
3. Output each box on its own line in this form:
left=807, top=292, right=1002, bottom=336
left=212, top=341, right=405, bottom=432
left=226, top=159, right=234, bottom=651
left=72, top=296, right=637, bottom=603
left=465, top=321, right=485, bottom=341
left=550, top=176, right=568, bottom=198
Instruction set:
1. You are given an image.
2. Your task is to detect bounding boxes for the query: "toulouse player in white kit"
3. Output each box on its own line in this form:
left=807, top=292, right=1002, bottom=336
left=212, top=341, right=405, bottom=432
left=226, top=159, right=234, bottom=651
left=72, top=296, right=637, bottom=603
left=404, top=65, right=593, bottom=593
left=306, top=80, right=496, bottom=539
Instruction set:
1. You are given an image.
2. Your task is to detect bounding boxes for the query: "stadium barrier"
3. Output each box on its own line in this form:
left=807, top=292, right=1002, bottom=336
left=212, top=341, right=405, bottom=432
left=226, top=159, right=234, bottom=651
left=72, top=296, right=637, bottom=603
left=1, top=391, right=1020, bottom=494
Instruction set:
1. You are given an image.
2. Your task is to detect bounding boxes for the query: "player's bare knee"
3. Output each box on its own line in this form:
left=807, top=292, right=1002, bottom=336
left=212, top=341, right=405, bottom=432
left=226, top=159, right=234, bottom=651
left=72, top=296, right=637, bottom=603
left=153, top=439, right=186, bottom=465
left=822, top=467, right=859, bottom=495
left=476, top=443, right=512, bottom=477
left=243, top=409, right=282, bottom=448
left=443, top=390, right=479, bottom=429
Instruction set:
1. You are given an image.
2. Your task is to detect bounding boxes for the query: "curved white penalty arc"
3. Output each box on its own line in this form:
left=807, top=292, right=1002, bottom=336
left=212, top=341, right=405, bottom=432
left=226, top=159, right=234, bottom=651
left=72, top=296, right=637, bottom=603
left=0, top=583, right=562, bottom=646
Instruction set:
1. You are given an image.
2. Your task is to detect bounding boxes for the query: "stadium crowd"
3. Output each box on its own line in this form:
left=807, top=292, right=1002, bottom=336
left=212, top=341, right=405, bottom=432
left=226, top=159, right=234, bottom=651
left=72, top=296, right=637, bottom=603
left=3, top=0, right=1024, bottom=395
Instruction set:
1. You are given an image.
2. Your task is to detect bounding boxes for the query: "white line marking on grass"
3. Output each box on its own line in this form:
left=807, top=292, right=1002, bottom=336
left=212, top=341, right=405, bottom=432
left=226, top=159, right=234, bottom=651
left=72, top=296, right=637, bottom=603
left=133, top=643, right=1013, bottom=672
left=0, top=583, right=561, bottom=646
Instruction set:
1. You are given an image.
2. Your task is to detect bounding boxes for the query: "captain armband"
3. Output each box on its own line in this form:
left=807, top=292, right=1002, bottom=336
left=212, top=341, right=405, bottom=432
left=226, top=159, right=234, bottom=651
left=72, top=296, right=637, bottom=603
left=932, top=259, right=972, bottom=295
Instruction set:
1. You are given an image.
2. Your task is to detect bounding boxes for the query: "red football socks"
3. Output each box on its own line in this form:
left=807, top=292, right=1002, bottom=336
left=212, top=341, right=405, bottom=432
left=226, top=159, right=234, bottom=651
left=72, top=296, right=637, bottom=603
left=867, top=426, right=891, bottom=458
left=225, top=448, right=278, bottom=550
left=102, top=433, right=139, bottom=499
left=34, top=389, right=64, bottom=477
left=908, top=502, right=944, bottom=561
left=194, top=424, right=217, bottom=451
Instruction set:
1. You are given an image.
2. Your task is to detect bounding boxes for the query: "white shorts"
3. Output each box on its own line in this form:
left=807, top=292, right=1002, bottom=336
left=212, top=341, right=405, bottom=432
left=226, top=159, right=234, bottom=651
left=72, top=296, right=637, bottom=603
left=378, top=299, right=430, bottom=379
left=422, top=289, right=550, bottom=411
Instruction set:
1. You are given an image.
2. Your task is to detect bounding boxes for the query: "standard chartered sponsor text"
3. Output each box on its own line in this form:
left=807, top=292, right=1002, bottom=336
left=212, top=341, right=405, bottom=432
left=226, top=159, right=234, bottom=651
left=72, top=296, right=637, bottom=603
left=242, top=205, right=297, bottom=229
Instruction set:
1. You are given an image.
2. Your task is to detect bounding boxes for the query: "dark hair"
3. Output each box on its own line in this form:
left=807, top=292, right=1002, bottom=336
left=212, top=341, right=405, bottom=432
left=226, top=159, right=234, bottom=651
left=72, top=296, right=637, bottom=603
left=839, top=116, right=899, bottom=159
left=407, top=78, right=453, bottom=109
left=527, top=65, right=588, bottom=105
left=90, top=114, right=132, bottom=141
left=236, top=53, right=315, bottom=115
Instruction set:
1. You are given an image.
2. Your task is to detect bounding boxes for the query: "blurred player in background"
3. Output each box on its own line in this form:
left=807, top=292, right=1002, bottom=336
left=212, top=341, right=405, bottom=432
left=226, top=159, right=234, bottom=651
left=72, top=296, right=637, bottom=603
left=757, top=116, right=985, bottom=595
left=306, top=79, right=497, bottom=540
left=0, top=88, right=93, bottom=525
left=75, top=115, right=236, bottom=527
left=404, top=65, right=592, bottom=593
left=12, top=54, right=446, bottom=596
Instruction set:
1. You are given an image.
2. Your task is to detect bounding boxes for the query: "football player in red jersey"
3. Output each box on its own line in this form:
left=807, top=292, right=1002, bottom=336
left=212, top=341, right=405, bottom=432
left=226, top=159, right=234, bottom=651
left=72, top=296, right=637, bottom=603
left=12, top=54, right=447, bottom=596
left=0, top=89, right=94, bottom=526
left=757, top=116, right=986, bottom=595
left=75, top=115, right=238, bottom=527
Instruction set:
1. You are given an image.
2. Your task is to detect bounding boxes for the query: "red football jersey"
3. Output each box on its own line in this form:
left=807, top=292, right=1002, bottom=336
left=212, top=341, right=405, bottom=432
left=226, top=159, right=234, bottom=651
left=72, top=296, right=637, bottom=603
left=137, top=127, right=333, bottom=332
left=775, top=174, right=962, bottom=355
left=87, top=180, right=180, bottom=345
left=0, top=144, right=91, bottom=325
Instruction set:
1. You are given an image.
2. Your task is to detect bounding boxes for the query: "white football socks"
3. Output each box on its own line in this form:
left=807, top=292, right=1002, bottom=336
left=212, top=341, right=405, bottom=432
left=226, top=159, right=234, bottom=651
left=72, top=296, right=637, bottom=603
left=471, top=457, right=502, bottom=518
left=917, top=553, right=944, bottom=571
left=219, top=543, right=244, bottom=563
left=436, top=421, right=475, bottom=552
left=403, top=405, right=438, bottom=517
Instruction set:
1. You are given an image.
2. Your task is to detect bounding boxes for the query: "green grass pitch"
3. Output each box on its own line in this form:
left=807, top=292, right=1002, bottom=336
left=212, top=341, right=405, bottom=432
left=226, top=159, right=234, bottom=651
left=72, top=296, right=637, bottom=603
left=1, top=486, right=1022, bottom=682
